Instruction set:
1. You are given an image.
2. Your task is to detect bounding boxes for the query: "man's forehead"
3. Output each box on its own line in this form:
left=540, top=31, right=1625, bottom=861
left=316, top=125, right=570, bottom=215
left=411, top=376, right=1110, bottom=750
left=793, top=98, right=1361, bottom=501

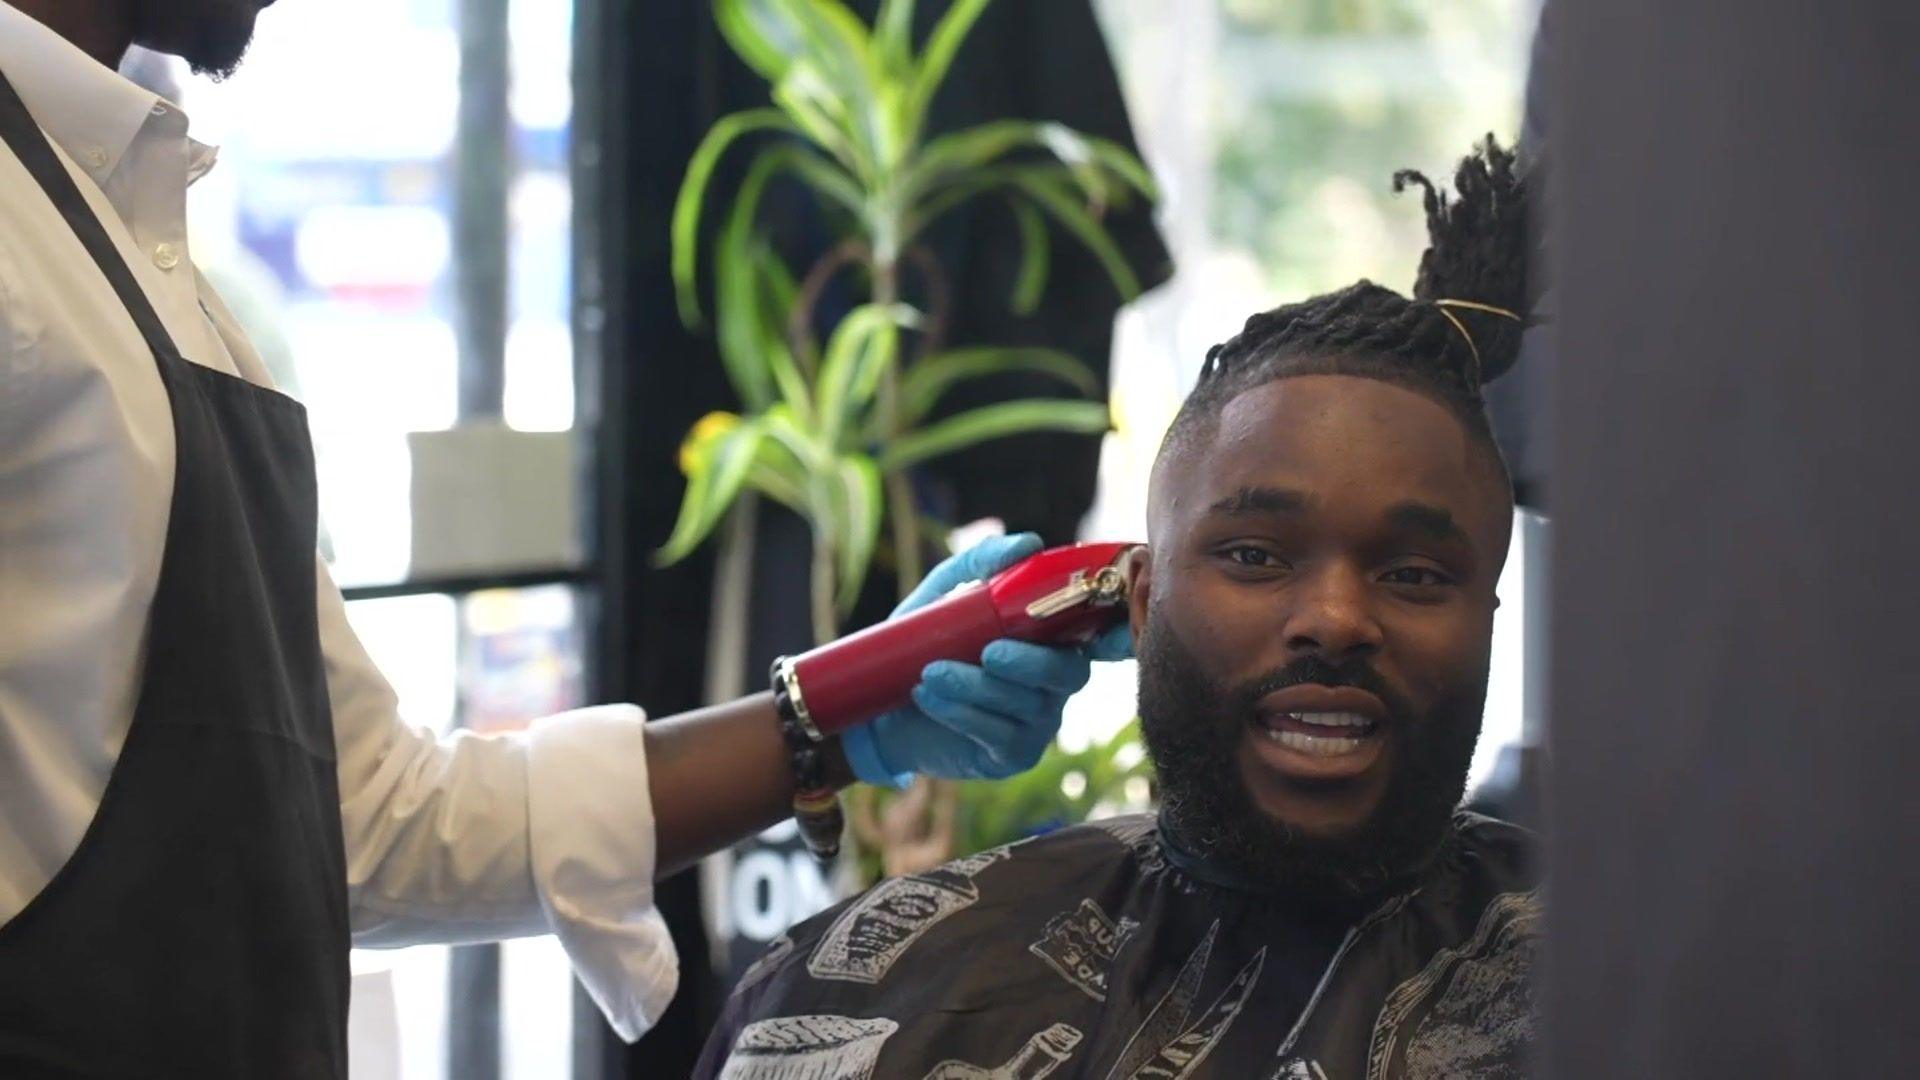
left=1156, top=375, right=1501, bottom=537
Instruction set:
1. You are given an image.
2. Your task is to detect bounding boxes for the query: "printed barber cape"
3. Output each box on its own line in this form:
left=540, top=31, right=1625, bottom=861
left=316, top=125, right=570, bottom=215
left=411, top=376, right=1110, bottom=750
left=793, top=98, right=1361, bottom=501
left=695, top=813, right=1538, bottom=1080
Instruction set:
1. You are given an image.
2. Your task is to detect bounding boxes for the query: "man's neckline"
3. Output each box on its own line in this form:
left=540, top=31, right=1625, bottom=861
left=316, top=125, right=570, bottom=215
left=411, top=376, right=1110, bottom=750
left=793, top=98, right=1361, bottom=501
left=1152, top=813, right=1414, bottom=926
left=0, top=2, right=216, bottom=190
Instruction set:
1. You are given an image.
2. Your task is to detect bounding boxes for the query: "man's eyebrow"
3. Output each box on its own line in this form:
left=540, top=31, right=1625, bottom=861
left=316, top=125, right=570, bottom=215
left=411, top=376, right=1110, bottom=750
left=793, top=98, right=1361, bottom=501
left=1207, top=486, right=1309, bottom=517
left=1387, top=501, right=1468, bottom=543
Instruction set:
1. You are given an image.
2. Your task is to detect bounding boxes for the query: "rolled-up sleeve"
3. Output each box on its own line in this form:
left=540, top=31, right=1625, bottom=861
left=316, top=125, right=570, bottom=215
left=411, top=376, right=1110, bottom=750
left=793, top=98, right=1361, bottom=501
left=321, top=555, right=676, bottom=1041
left=524, top=703, right=678, bottom=1038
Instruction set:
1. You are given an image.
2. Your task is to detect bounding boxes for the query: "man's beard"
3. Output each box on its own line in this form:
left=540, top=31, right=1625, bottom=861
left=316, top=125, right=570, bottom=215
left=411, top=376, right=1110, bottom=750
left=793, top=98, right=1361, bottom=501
left=136, top=0, right=261, bottom=81
left=1137, top=608, right=1486, bottom=907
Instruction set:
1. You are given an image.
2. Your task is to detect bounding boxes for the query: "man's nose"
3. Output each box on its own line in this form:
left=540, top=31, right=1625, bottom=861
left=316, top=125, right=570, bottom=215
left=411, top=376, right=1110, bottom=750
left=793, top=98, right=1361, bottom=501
left=1281, top=564, right=1383, bottom=661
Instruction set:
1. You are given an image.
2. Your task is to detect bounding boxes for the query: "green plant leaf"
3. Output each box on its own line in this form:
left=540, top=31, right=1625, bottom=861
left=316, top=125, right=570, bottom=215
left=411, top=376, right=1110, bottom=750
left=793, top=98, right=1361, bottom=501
left=1008, top=197, right=1050, bottom=314
left=751, top=253, right=818, bottom=419
left=744, top=422, right=812, bottom=511
left=1020, top=123, right=1114, bottom=211
left=908, top=164, right=1144, bottom=299
left=905, top=120, right=1156, bottom=203
left=672, top=108, right=799, bottom=326
left=1010, top=169, right=1144, bottom=300
left=817, top=302, right=918, bottom=445
left=785, top=0, right=878, bottom=89
left=900, top=346, right=1100, bottom=425
left=953, top=720, right=1149, bottom=855
left=713, top=232, right=777, bottom=410
left=714, top=0, right=806, bottom=82
left=772, top=3, right=887, bottom=180
left=876, top=0, right=917, bottom=71
left=759, top=234, right=803, bottom=315
left=746, top=464, right=808, bottom=512
left=1080, top=132, right=1159, bottom=201
left=826, top=454, right=884, bottom=614
left=1033, top=125, right=1155, bottom=206
left=871, top=80, right=912, bottom=179
left=880, top=399, right=1110, bottom=471
left=759, top=287, right=817, bottom=419
left=723, top=132, right=868, bottom=223
left=900, top=173, right=1002, bottom=238
left=905, top=0, right=993, bottom=139
left=763, top=404, right=831, bottom=473
left=712, top=143, right=859, bottom=411
left=656, top=416, right=769, bottom=566
left=780, top=148, right=867, bottom=213
left=715, top=146, right=793, bottom=409
left=771, top=62, right=858, bottom=171
left=907, top=119, right=1039, bottom=191
left=899, top=161, right=1059, bottom=241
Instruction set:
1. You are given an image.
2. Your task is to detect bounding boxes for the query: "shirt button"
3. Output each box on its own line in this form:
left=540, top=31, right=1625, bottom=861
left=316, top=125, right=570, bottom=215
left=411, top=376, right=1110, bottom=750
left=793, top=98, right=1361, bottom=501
left=85, top=146, right=107, bottom=168
left=150, top=103, right=169, bottom=117
left=152, top=243, right=181, bottom=271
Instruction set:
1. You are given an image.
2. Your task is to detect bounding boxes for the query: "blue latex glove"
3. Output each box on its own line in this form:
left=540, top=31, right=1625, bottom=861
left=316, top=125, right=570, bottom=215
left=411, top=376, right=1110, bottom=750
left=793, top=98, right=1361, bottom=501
left=841, top=533, right=1135, bottom=787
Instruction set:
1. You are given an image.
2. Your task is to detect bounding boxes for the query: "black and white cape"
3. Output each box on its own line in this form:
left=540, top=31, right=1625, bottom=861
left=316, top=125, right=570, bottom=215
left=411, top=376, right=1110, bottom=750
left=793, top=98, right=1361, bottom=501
left=696, top=812, right=1537, bottom=1080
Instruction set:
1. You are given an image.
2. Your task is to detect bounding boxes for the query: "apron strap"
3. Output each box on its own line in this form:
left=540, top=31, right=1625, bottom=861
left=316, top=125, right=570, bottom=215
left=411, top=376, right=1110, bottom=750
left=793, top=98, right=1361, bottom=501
left=0, top=68, right=184, bottom=363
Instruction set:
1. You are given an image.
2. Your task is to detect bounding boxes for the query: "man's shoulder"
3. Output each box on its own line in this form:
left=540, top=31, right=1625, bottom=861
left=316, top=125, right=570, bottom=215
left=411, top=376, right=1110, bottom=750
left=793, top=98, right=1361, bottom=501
left=818, top=814, right=1153, bottom=917
left=842, top=813, right=1160, bottom=904
left=758, top=816, right=1154, bottom=978
left=1432, top=811, right=1540, bottom=910
left=1007, top=812, right=1163, bottom=865
left=879, top=812, right=1166, bottom=888
left=1450, top=811, right=1536, bottom=871
left=1061, top=811, right=1161, bottom=848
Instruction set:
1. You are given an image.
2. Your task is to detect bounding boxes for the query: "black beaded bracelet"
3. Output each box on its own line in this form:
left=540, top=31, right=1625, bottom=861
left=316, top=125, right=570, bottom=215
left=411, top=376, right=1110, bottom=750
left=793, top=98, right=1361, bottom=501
left=771, top=657, right=843, bottom=862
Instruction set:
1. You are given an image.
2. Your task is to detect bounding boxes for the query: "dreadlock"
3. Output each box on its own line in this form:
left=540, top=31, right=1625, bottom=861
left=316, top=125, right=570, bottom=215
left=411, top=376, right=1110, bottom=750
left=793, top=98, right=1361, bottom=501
left=1166, top=137, right=1532, bottom=474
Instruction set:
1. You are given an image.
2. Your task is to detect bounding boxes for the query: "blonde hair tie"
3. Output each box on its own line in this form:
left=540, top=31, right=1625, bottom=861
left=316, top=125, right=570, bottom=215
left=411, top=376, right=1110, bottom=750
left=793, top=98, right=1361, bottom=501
left=1431, top=298, right=1524, bottom=386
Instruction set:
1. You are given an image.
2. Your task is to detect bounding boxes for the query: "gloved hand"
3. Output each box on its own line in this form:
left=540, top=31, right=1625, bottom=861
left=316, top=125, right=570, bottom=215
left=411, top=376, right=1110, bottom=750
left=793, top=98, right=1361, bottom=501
left=840, top=533, right=1135, bottom=787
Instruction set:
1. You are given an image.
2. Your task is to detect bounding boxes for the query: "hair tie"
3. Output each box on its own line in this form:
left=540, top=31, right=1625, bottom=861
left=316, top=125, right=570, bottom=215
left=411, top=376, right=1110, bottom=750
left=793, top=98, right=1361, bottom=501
left=1431, top=298, right=1524, bottom=386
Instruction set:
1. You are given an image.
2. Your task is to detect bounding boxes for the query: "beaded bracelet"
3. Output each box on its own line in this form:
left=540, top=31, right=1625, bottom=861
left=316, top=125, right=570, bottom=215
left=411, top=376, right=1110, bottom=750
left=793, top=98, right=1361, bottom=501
left=771, top=657, right=843, bottom=862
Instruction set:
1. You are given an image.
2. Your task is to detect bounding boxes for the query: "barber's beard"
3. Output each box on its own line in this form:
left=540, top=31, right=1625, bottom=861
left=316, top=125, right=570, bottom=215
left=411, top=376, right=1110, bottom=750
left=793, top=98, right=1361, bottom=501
left=137, top=0, right=260, bottom=81
left=1137, top=609, right=1486, bottom=908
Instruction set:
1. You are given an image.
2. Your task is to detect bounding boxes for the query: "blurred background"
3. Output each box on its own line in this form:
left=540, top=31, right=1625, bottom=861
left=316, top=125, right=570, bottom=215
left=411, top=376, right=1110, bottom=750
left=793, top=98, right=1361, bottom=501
left=147, top=0, right=1541, bottom=1075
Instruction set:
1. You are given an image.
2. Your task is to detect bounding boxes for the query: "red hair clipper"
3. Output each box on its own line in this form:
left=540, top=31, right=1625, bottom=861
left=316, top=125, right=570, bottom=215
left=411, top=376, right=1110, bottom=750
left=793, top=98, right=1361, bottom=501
left=772, top=541, right=1143, bottom=741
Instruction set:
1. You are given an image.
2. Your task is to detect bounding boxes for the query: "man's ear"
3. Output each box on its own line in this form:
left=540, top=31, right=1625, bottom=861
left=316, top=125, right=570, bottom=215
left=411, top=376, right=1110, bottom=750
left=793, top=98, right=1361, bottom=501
left=1125, top=545, right=1152, bottom=642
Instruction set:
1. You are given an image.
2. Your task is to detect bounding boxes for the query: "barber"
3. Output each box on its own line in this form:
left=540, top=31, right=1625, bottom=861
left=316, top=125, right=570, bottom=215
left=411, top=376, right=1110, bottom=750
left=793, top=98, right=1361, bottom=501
left=0, top=1, right=1125, bottom=1075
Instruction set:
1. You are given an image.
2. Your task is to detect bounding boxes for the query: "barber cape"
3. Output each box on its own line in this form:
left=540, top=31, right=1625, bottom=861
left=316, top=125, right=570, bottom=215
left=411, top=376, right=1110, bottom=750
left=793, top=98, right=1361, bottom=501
left=696, top=813, right=1538, bottom=1079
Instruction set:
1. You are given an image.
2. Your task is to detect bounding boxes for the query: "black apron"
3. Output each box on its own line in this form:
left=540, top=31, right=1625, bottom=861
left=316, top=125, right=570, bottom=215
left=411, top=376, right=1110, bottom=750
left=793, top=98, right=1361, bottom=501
left=0, top=70, right=349, bottom=1078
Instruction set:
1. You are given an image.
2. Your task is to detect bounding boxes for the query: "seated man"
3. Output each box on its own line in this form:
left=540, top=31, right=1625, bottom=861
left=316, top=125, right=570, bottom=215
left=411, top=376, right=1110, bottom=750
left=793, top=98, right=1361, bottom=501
left=696, top=140, right=1538, bottom=1080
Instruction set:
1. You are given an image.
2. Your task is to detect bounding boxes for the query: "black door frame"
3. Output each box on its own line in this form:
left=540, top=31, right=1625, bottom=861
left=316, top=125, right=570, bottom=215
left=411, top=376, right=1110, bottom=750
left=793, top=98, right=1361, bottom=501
left=571, top=0, right=733, bottom=1073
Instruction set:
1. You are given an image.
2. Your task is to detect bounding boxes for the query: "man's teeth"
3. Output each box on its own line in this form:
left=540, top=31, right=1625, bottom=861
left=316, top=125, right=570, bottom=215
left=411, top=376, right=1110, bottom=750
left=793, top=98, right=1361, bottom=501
left=1259, top=712, right=1377, bottom=758
left=1293, top=712, right=1372, bottom=729
left=1265, top=729, right=1368, bottom=757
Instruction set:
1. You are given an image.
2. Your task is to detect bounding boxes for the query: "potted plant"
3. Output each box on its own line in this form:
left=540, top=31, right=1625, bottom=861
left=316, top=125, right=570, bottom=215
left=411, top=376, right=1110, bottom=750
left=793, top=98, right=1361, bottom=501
left=849, top=720, right=1156, bottom=880
left=657, top=0, right=1157, bottom=646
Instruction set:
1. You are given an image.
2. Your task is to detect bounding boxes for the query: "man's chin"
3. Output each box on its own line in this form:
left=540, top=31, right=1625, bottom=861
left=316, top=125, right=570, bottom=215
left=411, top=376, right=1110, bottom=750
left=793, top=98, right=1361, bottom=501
left=141, top=7, right=259, bottom=81
left=193, top=24, right=255, bottom=79
left=1134, top=612, right=1484, bottom=906
left=1156, top=733, right=1459, bottom=906
left=1252, top=805, right=1372, bottom=845
left=1236, top=732, right=1393, bottom=838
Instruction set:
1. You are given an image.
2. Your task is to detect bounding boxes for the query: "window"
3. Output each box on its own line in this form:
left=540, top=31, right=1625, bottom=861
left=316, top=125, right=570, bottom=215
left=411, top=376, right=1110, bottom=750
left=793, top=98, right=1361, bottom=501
left=175, top=0, right=586, bottom=1074
left=342, top=587, right=583, bottom=1080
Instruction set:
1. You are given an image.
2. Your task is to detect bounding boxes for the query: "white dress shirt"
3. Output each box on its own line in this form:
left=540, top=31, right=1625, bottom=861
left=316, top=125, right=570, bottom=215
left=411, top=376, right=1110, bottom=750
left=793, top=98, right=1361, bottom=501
left=0, top=3, right=673, bottom=1040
